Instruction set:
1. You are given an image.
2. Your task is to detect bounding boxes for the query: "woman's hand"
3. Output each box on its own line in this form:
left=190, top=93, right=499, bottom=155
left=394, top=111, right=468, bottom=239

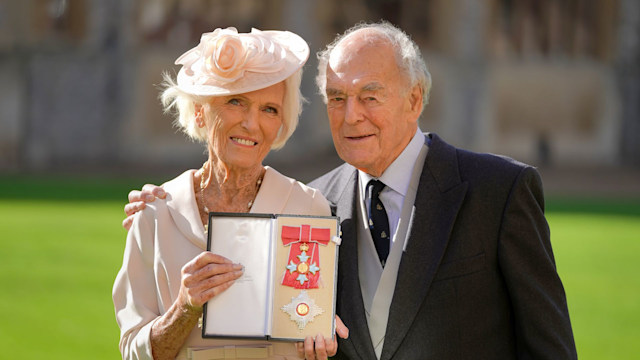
left=177, top=252, right=244, bottom=310
left=151, top=252, right=243, bottom=359
left=123, top=184, right=165, bottom=230
left=295, top=315, right=349, bottom=359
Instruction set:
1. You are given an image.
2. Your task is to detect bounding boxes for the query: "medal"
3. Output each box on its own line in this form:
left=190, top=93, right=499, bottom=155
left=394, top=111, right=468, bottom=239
left=281, top=290, right=324, bottom=330
left=281, top=224, right=330, bottom=289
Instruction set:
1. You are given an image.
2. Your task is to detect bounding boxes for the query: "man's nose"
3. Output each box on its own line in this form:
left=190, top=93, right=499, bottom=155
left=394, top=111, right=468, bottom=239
left=344, top=97, right=364, bottom=125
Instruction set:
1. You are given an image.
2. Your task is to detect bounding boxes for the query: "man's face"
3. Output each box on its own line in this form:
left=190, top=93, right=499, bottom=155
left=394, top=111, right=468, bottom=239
left=324, top=31, right=421, bottom=177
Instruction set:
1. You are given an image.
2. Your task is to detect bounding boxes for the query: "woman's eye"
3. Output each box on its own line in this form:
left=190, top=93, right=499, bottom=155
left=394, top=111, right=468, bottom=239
left=264, top=106, right=278, bottom=114
left=228, top=98, right=241, bottom=106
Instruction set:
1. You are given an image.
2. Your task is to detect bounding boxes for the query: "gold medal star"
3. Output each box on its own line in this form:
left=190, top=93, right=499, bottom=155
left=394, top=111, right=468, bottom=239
left=282, top=290, right=324, bottom=329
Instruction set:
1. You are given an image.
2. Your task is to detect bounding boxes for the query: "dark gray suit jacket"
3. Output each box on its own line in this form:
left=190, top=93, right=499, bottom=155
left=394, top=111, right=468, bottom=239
left=309, top=133, right=577, bottom=359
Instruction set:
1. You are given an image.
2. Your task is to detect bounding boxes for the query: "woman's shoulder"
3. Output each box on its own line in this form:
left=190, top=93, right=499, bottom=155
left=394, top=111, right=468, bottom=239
left=262, top=167, right=331, bottom=216
left=129, top=169, right=204, bottom=246
left=161, top=169, right=197, bottom=193
left=264, top=166, right=322, bottom=197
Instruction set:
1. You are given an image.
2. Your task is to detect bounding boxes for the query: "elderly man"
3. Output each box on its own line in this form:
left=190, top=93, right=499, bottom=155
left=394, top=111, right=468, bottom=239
left=125, top=22, right=577, bottom=359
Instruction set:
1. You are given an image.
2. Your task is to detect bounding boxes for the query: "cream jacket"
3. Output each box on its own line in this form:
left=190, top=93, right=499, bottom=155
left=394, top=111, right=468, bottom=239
left=113, top=167, right=330, bottom=360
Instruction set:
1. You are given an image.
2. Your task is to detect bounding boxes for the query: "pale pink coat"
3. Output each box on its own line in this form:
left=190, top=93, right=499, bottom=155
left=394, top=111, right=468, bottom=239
left=113, top=167, right=330, bottom=360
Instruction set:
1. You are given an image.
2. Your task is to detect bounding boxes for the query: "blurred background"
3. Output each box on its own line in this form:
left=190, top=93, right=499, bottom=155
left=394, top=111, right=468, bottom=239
left=1, top=0, right=639, bottom=186
left=0, top=0, right=639, bottom=359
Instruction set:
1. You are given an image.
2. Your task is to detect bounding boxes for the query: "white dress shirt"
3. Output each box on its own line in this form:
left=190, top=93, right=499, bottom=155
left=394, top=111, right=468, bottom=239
left=358, top=128, right=426, bottom=249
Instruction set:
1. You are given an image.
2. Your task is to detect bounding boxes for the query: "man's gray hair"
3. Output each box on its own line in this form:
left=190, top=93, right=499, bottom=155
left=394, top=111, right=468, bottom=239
left=316, top=21, right=432, bottom=112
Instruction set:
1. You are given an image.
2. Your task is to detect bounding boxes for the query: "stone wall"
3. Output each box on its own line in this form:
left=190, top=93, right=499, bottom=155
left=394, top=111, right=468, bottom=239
left=0, top=0, right=636, bottom=177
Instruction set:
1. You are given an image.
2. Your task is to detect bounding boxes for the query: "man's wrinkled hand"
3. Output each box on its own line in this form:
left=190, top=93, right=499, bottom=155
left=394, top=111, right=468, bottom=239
left=295, top=315, right=349, bottom=359
left=122, top=184, right=166, bottom=230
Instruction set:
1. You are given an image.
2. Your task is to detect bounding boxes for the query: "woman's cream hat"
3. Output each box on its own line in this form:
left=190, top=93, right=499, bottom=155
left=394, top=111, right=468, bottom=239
left=175, top=27, right=309, bottom=96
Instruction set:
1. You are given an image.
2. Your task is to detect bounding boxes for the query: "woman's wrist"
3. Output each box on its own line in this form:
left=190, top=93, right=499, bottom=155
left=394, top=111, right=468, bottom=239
left=179, top=300, right=202, bottom=317
left=150, top=301, right=202, bottom=360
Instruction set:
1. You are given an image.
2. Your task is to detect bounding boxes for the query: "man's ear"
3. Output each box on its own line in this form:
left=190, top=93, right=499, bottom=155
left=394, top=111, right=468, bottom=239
left=408, top=84, right=423, bottom=114
left=404, top=84, right=423, bottom=125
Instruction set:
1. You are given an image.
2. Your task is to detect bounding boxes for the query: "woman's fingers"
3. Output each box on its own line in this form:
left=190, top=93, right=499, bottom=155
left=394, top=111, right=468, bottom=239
left=183, top=250, right=235, bottom=270
left=184, top=275, right=241, bottom=308
left=193, top=252, right=234, bottom=267
left=180, top=252, right=244, bottom=308
left=184, top=266, right=243, bottom=290
left=197, top=277, right=238, bottom=303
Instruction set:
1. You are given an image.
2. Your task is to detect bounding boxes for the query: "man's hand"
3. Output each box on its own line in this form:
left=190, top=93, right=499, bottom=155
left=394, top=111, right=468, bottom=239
left=122, top=184, right=166, bottom=230
left=295, top=315, right=349, bottom=359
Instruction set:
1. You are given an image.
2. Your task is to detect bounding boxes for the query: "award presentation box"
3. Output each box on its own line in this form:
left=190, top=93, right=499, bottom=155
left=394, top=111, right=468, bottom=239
left=203, top=213, right=340, bottom=341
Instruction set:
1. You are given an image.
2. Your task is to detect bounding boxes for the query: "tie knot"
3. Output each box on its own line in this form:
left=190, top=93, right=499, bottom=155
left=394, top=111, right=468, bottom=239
left=367, top=179, right=386, bottom=197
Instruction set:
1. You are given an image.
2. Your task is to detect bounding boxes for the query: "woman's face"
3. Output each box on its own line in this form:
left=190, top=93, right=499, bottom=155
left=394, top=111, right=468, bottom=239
left=205, top=81, right=285, bottom=170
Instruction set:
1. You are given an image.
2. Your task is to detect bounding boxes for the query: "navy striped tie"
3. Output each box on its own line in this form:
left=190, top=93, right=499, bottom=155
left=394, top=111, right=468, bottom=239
left=367, top=180, right=390, bottom=267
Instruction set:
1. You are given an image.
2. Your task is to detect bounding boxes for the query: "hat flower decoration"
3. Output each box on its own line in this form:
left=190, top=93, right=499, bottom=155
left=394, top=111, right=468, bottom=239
left=175, top=27, right=309, bottom=96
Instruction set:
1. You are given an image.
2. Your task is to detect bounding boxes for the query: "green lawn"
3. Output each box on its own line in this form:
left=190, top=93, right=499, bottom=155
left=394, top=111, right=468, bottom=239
left=0, top=177, right=638, bottom=359
left=0, top=199, right=124, bottom=359
left=549, top=210, right=640, bottom=359
left=0, top=176, right=141, bottom=360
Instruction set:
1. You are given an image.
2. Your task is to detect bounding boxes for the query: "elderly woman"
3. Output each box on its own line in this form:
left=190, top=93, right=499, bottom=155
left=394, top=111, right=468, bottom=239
left=113, top=28, right=344, bottom=360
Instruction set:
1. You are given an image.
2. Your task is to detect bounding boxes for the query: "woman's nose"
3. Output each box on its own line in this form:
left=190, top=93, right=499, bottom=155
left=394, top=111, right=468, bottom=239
left=241, top=109, right=260, bottom=131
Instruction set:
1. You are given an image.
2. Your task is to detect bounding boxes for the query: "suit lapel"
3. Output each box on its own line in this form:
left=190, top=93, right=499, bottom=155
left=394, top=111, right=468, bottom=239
left=381, top=134, right=468, bottom=360
left=333, top=166, right=378, bottom=360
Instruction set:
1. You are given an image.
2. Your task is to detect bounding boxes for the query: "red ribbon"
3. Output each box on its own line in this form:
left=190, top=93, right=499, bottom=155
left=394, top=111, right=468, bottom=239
left=281, top=225, right=330, bottom=289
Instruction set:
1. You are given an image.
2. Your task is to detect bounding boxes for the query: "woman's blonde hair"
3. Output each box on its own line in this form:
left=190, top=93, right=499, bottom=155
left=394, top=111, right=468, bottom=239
left=160, top=69, right=304, bottom=150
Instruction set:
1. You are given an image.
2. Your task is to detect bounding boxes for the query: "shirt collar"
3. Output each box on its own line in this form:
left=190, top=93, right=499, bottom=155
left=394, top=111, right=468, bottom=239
left=358, top=128, right=426, bottom=197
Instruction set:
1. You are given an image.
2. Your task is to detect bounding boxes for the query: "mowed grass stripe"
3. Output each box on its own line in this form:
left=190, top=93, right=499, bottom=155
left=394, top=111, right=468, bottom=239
left=0, top=200, right=125, bottom=360
left=549, top=212, right=640, bottom=360
left=0, top=193, right=638, bottom=359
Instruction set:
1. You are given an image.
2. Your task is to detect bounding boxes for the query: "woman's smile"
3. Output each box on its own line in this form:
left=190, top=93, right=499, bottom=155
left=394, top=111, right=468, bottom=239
left=230, top=136, right=258, bottom=147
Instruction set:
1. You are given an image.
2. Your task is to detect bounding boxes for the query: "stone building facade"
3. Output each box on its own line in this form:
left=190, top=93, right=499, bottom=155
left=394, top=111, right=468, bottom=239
left=0, top=0, right=637, bottom=179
